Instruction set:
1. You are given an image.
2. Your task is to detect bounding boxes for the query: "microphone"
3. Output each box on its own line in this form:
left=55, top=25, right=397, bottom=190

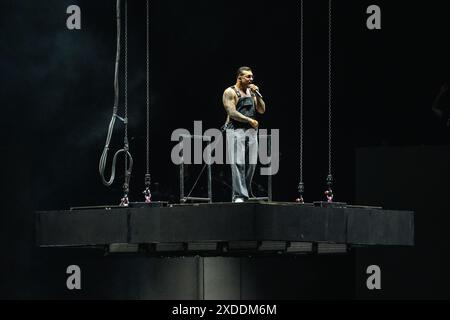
left=254, top=89, right=263, bottom=99
left=250, top=85, right=263, bottom=98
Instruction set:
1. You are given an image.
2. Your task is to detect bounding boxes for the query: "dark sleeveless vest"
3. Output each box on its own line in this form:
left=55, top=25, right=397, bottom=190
left=228, top=86, right=257, bottom=130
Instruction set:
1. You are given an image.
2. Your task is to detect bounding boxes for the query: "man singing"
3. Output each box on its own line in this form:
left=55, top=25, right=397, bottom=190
left=222, top=66, right=266, bottom=202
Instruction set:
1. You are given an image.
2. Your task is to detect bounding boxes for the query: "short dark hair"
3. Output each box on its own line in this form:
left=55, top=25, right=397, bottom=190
left=236, top=66, right=252, bottom=79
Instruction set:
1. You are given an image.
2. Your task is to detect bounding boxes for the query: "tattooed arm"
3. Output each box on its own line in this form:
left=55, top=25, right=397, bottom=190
left=222, top=88, right=258, bottom=129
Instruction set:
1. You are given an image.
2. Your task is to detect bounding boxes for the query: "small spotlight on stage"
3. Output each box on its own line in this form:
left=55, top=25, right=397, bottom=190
left=187, top=242, right=218, bottom=251
left=258, top=241, right=287, bottom=251
left=154, top=242, right=185, bottom=252
left=227, top=241, right=259, bottom=251
left=286, top=242, right=313, bottom=253
left=108, top=243, right=139, bottom=253
left=317, top=243, right=347, bottom=254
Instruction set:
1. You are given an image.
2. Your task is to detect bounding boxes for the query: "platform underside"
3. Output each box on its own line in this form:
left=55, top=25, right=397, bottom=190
left=36, top=202, right=414, bottom=256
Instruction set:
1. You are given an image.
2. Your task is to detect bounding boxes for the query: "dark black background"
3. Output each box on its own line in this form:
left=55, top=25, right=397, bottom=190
left=1, top=0, right=450, bottom=299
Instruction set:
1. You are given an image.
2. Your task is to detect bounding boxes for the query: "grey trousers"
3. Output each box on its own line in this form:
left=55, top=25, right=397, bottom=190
left=226, top=128, right=258, bottom=201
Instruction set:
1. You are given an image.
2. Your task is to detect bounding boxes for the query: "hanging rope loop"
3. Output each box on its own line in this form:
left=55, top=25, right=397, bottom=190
left=99, top=0, right=134, bottom=206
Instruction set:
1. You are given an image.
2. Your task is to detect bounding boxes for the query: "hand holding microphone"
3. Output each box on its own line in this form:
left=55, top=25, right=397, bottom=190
left=249, top=84, right=263, bottom=98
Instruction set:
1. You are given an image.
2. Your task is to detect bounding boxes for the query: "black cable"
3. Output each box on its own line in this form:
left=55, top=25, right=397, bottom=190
left=99, top=0, right=122, bottom=187
left=98, top=0, right=133, bottom=206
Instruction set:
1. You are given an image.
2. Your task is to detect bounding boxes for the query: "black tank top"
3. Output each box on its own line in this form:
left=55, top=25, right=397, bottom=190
left=229, top=86, right=257, bottom=129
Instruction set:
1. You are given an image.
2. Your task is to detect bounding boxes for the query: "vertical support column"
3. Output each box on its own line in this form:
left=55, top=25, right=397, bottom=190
left=197, top=256, right=205, bottom=300
left=207, top=141, right=212, bottom=203
left=267, top=135, right=272, bottom=202
left=179, top=136, right=184, bottom=202
left=203, top=257, right=241, bottom=299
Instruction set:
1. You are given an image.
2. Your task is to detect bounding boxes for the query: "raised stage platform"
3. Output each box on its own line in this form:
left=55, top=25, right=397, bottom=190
left=36, top=202, right=414, bottom=256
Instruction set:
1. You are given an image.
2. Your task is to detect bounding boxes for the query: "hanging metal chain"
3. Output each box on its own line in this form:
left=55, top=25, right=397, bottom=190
left=120, top=0, right=134, bottom=207
left=325, top=0, right=334, bottom=202
left=143, top=0, right=152, bottom=202
left=297, top=0, right=305, bottom=203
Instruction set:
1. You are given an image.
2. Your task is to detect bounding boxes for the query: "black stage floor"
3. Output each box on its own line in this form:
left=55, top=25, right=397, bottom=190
left=36, top=201, right=414, bottom=256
